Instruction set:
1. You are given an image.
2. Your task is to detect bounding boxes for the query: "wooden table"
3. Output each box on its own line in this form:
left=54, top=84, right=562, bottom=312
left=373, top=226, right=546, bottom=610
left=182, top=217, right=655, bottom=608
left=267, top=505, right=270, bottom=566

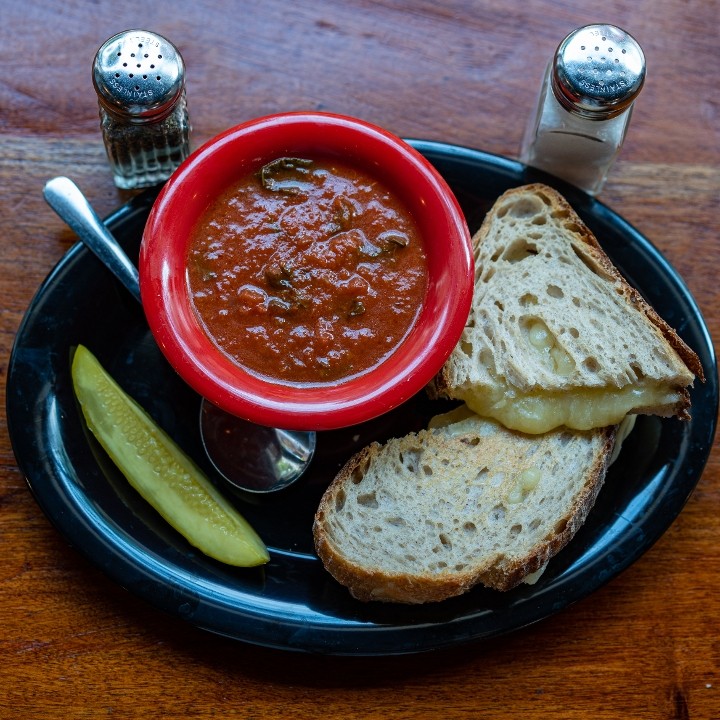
left=2, top=1, right=718, bottom=717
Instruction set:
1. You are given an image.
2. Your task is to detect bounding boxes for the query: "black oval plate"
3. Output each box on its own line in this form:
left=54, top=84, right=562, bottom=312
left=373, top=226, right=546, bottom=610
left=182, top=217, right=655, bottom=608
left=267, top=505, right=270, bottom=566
left=6, top=142, right=717, bottom=655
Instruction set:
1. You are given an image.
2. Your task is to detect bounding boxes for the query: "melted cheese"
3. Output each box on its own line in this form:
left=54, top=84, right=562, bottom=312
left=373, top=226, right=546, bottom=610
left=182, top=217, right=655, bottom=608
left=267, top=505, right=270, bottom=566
left=524, top=319, right=575, bottom=376
left=428, top=404, right=480, bottom=433
left=609, top=414, right=637, bottom=465
left=459, top=382, right=676, bottom=434
left=507, top=468, right=542, bottom=504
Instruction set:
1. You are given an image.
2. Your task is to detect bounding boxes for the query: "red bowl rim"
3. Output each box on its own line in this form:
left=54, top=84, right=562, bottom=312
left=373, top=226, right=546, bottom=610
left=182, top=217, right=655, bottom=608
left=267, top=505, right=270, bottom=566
left=139, top=111, right=473, bottom=430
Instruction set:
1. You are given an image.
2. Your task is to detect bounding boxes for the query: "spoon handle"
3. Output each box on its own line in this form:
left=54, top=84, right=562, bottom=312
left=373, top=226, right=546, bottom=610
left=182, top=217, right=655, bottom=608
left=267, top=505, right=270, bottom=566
left=43, top=176, right=142, bottom=304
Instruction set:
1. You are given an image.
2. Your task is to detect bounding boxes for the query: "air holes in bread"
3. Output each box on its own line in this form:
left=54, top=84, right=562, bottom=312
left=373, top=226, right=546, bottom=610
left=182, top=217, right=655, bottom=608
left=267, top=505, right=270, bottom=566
left=510, top=523, right=523, bottom=537
left=547, top=284, right=564, bottom=299
left=519, top=293, right=538, bottom=307
left=490, top=504, right=506, bottom=522
left=475, top=467, right=489, bottom=484
left=463, top=521, right=477, bottom=534
left=357, top=492, right=378, bottom=508
left=351, top=455, right=371, bottom=483
left=529, top=518, right=542, bottom=531
left=439, top=533, right=452, bottom=549
left=568, top=327, right=580, bottom=338
left=398, top=448, right=422, bottom=473
left=507, top=196, right=545, bottom=219
left=501, top=238, right=539, bottom=263
left=630, top=362, right=646, bottom=381
left=334, top=488, right=346, bottom=512
left=583, top=357, right=601, bottom=373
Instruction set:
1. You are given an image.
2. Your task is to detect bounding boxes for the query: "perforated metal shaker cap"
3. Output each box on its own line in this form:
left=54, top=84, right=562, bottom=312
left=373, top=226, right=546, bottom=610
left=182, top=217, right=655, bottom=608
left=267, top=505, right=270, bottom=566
left=92, top=30, right=185, bottom=121
left=551, top=24, right=645, bottom=120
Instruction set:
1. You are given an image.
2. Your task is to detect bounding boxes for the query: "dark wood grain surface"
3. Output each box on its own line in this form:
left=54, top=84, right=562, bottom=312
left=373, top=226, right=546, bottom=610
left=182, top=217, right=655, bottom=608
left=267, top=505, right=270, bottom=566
left=1, top=1, right=718, bottom=717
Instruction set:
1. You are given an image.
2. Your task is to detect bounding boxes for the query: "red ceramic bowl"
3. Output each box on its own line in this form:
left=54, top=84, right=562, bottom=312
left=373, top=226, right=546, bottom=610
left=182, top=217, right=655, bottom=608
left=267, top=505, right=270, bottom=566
left=139, top=112, right=473, bottom=430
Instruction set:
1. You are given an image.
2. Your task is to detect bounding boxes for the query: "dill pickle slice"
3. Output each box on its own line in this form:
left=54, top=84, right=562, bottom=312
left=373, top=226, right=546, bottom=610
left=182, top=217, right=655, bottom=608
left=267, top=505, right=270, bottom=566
left=71, top=344, right=269, bottom=567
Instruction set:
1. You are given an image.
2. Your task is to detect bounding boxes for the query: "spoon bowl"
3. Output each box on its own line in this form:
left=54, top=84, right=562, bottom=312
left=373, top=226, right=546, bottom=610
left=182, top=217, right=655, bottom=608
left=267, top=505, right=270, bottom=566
left=200, top=402, right=315, bottom=493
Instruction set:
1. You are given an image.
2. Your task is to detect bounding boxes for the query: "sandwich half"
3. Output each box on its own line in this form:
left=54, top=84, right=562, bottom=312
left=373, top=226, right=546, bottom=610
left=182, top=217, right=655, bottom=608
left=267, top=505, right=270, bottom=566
left=313, top=407, right=617, bottom=603
left=429, top=184, right=702, bottom=434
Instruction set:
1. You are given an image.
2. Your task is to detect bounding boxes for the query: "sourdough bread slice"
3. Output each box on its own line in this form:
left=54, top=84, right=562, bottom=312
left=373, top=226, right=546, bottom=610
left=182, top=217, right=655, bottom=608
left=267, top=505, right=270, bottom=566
left=429, top=184, right=702, bottom=434
left=313, top=408, right=616, bottom=603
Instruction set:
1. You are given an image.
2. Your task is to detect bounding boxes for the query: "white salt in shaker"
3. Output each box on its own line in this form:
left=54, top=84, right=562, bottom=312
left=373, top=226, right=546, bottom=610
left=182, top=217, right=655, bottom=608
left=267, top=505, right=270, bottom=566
left=92, top=30, right=191, bottom=190
left=520, top=24, right=646, bottom=195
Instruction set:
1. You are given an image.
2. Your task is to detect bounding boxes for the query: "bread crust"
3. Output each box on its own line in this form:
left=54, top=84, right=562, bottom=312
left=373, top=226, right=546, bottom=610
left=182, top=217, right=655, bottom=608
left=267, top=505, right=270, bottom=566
left=313, top=424, right=617, bottom=603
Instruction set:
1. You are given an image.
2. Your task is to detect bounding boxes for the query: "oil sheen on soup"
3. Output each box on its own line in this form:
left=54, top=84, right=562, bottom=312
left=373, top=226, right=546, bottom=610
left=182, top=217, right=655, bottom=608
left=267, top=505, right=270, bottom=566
left=187, top=157, right=428, bottom=384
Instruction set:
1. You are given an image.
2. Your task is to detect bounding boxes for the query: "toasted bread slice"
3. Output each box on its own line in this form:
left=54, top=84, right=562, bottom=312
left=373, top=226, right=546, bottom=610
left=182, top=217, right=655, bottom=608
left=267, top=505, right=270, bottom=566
left=313, top=407, right=616, bottom=603
left=429, top=184, right=702, bottom=434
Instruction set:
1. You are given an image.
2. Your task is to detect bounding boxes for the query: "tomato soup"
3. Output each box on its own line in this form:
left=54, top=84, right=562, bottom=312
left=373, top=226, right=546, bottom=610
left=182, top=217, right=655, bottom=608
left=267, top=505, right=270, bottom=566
left=187, top=156, right=428, bottom=384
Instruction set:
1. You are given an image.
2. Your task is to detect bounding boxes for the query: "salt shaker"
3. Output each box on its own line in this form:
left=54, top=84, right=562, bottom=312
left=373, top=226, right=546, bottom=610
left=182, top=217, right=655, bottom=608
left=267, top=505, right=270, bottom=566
left=520, top=24, right=645, bottom=195
left=92, top=30, right=191, bottom=190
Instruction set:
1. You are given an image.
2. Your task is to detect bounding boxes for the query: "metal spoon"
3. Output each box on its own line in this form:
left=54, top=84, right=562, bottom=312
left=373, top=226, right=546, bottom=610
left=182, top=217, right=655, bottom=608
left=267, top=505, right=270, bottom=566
left=43, top=176, right=316, bottom=493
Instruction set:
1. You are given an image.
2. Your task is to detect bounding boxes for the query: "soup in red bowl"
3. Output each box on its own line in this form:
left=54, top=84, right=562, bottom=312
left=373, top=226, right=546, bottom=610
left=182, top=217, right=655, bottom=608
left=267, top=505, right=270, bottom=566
left=139, top=112, right=473, bottom=430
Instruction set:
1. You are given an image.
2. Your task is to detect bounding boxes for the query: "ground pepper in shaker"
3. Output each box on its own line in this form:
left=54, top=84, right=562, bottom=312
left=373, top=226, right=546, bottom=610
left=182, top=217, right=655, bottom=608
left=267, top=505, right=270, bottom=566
left=92, top=30, right=191, bottom=190
left=520, top=24, right=646, bottom=195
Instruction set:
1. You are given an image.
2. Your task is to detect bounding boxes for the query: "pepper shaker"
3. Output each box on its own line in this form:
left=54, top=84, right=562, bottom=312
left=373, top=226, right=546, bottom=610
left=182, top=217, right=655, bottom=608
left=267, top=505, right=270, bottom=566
left=520, top=24, right=645, bottom=195
left=92, top=30, right=191, bottom=190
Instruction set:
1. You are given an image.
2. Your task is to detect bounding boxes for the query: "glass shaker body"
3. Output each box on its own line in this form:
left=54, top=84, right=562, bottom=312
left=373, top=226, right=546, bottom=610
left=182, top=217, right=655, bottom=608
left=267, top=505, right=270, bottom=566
left=93, top=30, right=191, bottom=190
left=520, top=25, right=645, bottom=196
left=98, top=93, right=190, bottom=190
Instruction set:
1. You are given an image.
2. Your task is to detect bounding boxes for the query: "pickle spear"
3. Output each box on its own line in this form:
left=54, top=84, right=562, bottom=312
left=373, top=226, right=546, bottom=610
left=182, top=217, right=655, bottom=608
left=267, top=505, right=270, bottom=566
left=71, top=344, right=269, bottom=567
